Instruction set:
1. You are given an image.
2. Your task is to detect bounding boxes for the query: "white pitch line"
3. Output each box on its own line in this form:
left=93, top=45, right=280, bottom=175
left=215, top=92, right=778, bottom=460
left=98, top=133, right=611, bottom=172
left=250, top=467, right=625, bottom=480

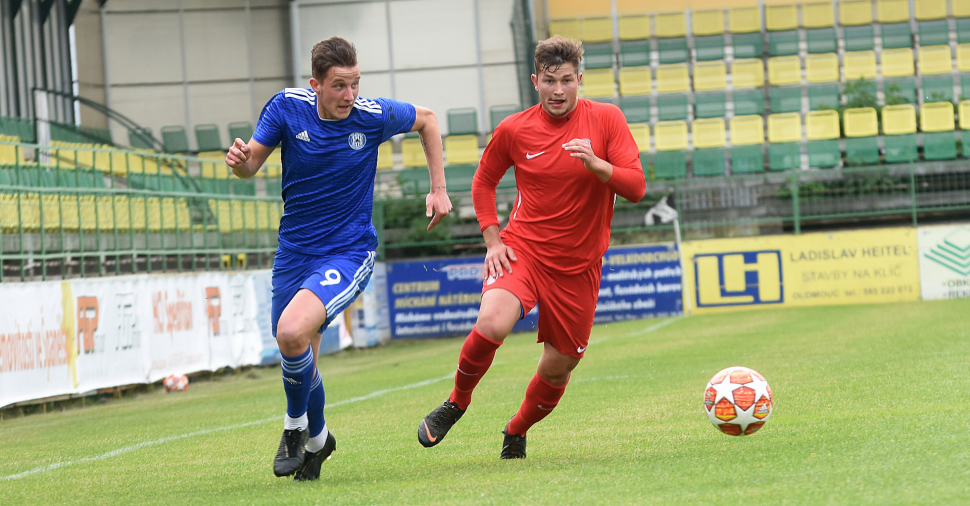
left=0, top=373, right=454, bottom=482
left=587, top=316, right=682, bottom=346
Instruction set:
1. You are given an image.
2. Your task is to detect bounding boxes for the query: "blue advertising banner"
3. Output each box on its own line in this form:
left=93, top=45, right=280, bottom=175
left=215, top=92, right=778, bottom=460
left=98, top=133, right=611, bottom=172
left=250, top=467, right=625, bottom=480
left=386, top=244, right=682, bottom=339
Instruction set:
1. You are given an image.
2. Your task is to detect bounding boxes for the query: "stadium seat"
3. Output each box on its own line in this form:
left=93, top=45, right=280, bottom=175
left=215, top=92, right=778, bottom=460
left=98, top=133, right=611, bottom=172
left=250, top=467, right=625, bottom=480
left=919, top=21, right=950, bottom=48
left=728, top=7, right=760, bottom=33
left=881, top=23, right=913, bottom=50
left=377, top=142, right=393, bottom=170
left=447, top=108, right=478, bottom=136
left=656, top=64, right=689, bottom=94
left=766, top=4, right=797, bottom=31
left=583, top=43, right=614, bottom=70
left=657, top=94, right=689, bottom=121
left=768, top=142, right=800, bottom=171
left=693, top=10, right=724, bottom=36
left=161, top=126, right=190, bottom=153
left=922, top=75, right=954, bottom=103
left=655, top=12, right=686, bottom=39
left=733, top=59, right=765, bottom=89
left=920, top=46, right=953, bottom=76
left=885, top=78, right=917, bottom=104
left=804, top=1, right=835, bottom=28
left=618, top=15, right=649, bottom=40
left=959, top=44, right=970, bottom=73
left=960, top=101, right=970, bottom=158
left=228, top=121, right=254, bottom=142
left=843, top=108, right=879, bottom=165
left=806, top=110, right=841, bottom=167
left=620, top=66, right=652, bottom=96
left=767, top=113, right=802, bottom=170
left=445, top=135, right=479, bottom=165
left=128, top=128, right=154, bottom=150
left=770, top=87, right=802, bottom=114
left=398, top=167, right=431, bottom=195
left=882, top=49, right=916, bottom=78
left=653, top=121, right=688, bottom=179
left=730, top=144, right=764, bottom=173
left=809, top=84, right=840, bottom=110
left=844, top=51, right=877, bottom=80
left=922, top=102, right=957, bottom=160
left=844, top=26, right=875, bottom=52
left=444, top=165, right=477, bottom=193
left=840, top=0, right=873, bottom=25
left=619, top=96, right=650, bottom=124
left=581, top=17, right=613, bottom=43
left=768, top=56, right=801, bottom=86
left=549, top=19, right=581, bottom=40
left=692, top=118, right=726, bottom=176
left=806, top=28, right=837, bottom=54
left=694, top=36, right=725, bottom=61
left=401, top=138, right=427, bottom=168
left=658, top=38, right=688, bottom=64
left=194, top=124, right=223, bottom=152
left=489, top=105, right=519, bottom=131
left=694, top=61, right=726, bottom=91
left=628, top=123, right=650, bottom=153
left=582, top=68, right=616, bottom=98
left=768, top=31, right=799, bottom=56
left=915, top=0, right=946, bottom=20
left=732, top=33, right=764, bottom=59
left=695, top=92, right=727, bottom=119
left=957, top=1, right=970, bottom=19
left=734, top=89, right=766, bottom=116
left=881, top=104, right=918, bottom=163
left=958, top=19, right=970, bottom=44
left=877, top=0, right=911, bottom=22
left=619, top=40, right=649, bottom=67
left=807, top=53, right=839, bottom=83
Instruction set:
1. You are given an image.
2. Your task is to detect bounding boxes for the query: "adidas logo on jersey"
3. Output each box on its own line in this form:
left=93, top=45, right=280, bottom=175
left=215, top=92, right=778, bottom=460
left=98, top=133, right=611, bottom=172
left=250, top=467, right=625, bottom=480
left=296, top=130, right=310, bottom=142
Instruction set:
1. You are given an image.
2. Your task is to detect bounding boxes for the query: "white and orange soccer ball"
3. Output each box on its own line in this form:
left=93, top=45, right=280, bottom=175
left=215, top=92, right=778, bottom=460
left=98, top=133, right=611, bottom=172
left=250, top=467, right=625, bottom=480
left=164, top=374, right=189, bottom=393
left=703, top=366, right=772, bottom=436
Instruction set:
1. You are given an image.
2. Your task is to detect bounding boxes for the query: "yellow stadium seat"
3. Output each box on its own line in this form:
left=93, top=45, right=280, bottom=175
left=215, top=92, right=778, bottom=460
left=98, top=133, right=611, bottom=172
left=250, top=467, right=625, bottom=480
left=628, top=123, right=650, bottom=152
left=256, top=200, right=282, bottom=231
left=582, top=68, right=616, bottom=98
left=692, top=10, right=724, bottom=36
left=79, top=196, right=97, bottom=231
left=959, top=101, right=970, bottom=130
left=882, top=104, right=917, bottom=135
left=840, top=0, right=873, bottom=25
left=581, top=17, right=613, bottom=42
left=655, top=12, right=686, bottom=38
left=843, top=108, right=879, bottom=137
left=882, top=49, right=916, bottom=78
left=549, top=19, right=582, bottom=40
left=401, top=138, right=427, bottom=168
left=768, top=56, right=801, bottom=86
left=728, top=7, right=760, bottom=33
left=655, top=64, right=689, bottom=94
left=767, top=113, right=802, bottom=143
left=730, top=115, right=765, bottom=146
left=921, top=102, right=955, bottom=132
left=877, top=0, right=910, bottom=22
left=654, top=121, right=688, bottom=151
left=766, top=4, right=797, bottom=31
left=0, top=135, right=20, bottom=165
left=11, top=193, right=40, bottom=230
left=806, top=110, right=841, bottom=140
left=732, top=59, right=765, bottom=89
left=445, top=135, right=480, bottom=165
left=919, top=46, right=953, bottom=75
left=618, top=66, right=651, bottom=96
left=958, top=45, right=970, bottom=73
left=693, top=61, right=726, bottom=91
left=39, top=194, right=64, bottom=231
left=803, top=2, right=835, bottom=28
left=915, top=0, right=946, bottom=20
left=377, top=141, right=393, bottom=170
left=200, top=160, right=230, bottom=179
left=956, top=1, right=970, bottom=18
left=618, top=15, right=650, bottom=40
left=693, top=118, right=726, bottom=149
left=806, top=53, right=840, bottom=83
left=0, top=194, right=23, bottom=231
left=844, top=51, right=877, bottom=80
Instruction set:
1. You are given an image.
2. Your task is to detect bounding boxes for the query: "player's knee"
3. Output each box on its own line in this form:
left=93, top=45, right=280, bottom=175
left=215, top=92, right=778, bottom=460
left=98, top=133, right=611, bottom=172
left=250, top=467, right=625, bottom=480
left=474, top=312, right=513, bottom=342
left=275, top=322, right=310, bottom=355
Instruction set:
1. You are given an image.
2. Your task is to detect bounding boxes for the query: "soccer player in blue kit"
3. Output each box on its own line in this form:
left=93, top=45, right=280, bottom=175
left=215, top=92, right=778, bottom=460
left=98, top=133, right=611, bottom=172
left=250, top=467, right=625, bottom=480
left=226, top=37, right=452, bottom=481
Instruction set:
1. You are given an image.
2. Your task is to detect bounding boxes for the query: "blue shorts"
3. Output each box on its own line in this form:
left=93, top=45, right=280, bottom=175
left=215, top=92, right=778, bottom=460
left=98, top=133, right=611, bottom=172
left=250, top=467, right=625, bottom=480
left=271, top=248, right=377, bottom=337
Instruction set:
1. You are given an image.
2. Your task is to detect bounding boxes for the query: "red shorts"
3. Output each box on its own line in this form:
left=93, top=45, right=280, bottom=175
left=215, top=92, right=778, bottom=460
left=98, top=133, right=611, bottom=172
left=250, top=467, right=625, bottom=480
left=482, top=246, right=601, bottom=359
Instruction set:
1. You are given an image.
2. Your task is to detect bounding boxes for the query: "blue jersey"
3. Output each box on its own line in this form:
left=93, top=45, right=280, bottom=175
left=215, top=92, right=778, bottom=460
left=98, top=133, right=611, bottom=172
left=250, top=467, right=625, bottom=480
left=253, top=89, right=416, bottom=255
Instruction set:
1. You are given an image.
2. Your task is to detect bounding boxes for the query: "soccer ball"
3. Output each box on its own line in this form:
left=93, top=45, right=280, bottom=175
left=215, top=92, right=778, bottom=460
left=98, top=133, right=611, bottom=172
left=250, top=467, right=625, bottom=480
left=703, top=366, right=772, bottom=436
left=164, top=374, right=189, bottom=393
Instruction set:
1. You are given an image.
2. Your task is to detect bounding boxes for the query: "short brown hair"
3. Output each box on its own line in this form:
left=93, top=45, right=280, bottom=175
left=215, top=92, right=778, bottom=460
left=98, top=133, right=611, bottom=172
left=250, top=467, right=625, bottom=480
left=534, top=35, right=583, bottom=75
left=311, top=37, right=358, bottom=80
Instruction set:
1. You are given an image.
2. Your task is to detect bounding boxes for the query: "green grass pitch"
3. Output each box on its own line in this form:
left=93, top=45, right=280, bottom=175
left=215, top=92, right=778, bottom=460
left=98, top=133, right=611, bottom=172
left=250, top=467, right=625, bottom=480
left=2, top=299, right=968, bottom=505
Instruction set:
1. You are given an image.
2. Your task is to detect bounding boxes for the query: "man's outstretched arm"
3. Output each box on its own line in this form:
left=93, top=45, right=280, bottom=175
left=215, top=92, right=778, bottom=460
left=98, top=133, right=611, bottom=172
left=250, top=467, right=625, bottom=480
left=226, top=138, right=275, bottom=179
left=411, top=106, right=452, bottom=230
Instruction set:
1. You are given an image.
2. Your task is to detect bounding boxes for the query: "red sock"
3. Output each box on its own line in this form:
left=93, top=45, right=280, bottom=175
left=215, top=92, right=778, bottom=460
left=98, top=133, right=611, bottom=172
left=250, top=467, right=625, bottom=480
left=449, top=327, right=502, bottom=410
left=506, top=373, right=568, bottom=436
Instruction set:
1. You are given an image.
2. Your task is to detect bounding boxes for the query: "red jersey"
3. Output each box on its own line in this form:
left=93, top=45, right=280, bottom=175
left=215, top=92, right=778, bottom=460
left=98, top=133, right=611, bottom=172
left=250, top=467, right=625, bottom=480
left=472, top=99, right=646, bottom=275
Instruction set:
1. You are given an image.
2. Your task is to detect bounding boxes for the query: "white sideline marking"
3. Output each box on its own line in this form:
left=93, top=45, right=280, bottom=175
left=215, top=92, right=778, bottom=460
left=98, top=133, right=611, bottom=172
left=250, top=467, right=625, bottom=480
left=587, top=316, right=681, bottom=346
left=0, top=373, right=453, bottom=482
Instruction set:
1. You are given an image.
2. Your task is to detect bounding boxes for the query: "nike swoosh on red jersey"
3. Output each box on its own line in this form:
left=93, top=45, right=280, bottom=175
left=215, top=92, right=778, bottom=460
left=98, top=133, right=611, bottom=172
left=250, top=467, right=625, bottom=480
left=525, top=151, right=545, bottom=159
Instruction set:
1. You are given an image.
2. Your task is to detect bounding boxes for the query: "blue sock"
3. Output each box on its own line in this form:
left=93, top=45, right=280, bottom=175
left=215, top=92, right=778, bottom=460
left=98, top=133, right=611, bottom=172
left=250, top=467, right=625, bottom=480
left=280, top=346, right=315, bottom=420
left=306, top=370, right=326, bottom=438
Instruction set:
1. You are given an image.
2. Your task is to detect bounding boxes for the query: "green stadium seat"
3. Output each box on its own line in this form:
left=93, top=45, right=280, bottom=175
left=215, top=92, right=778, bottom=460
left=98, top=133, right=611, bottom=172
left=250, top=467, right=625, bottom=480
left=883, top=78, right=915, bottom=105
left=730, top=145, right=764, bottom=173
left=923, top=132, right=957, bottom=160
left=692, top=149, right=726, bottom=176
left=962, top=75, right=970, bottom=100
left=845, top=138, right=879, bottom=165
left=497, top=169, right=516, bottom=189
left=653, top=151, right=686, bottom=179
left=266, top=178, right=282, bottom=197
left=768, top=143, right=799, bottom=170
left=963, top=130, right=970, bottom=158
left=658, top=37, right=688, bottom=64
left=161, top=126, right=190, bottom=153
left=228, top=121, right=254, bottom=142
left=806, top=28, right=837, bottom=54
left=958, top=19, right=970, bottom=44
left=128, top=128, right=154, bottom=150
left=922, top=76, right=954, bottom=103
left=881, top=23, right=913, bottom=49
left=695, top=92, right=727, bottom=119
left=844, top=80, right=877, bottom=105
left=918, top=20, right=949, bottom=47
left=203, top=178, right=232, bottom=195
left=447, top=108, right=478, bottom=136
left=807, top=140, right=841, bottom=167
left=733, top=89, right=766, bottom=116
left=620, top=40, right=650, bottom=67
left=619, top=96, right=650, bottom=123
left=399, top=167, right=431, bottom=195
left=768, top=30, right=798, bottom=56
left=232, top=179, right=256, bottom=196
left=844, top=26, right=875, bottom=51
left=770, top=86, right=802, bottom=113
left=444, top=164, right=477, bottom=193
left=0, top=168, right=13, bottom=185
left=194, top=124, right=223, bottom=152
left=38, top=170, right=57, bottom=187
left=694, top=36, right=725, bottom=61
left=584, top=43, right=614, bottom=70
left=808, top=84, right=840, bottom=110
left=489, top=104, right=519, bottom=131
left=656, top=94, right=689, bottom=121
left=885, top=135, right=918, bottom=162
left=732, top=33, right=763, bottom=59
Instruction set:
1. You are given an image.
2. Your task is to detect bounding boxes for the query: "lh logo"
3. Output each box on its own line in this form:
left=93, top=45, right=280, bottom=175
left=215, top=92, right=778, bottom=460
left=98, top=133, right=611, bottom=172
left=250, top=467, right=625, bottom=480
left=694, top=251, right=783, bottom=307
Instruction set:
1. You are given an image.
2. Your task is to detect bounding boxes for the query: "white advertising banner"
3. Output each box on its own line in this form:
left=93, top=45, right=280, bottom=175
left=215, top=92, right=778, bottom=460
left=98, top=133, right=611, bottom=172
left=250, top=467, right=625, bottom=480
left=918, top=224, right=970, bottom=300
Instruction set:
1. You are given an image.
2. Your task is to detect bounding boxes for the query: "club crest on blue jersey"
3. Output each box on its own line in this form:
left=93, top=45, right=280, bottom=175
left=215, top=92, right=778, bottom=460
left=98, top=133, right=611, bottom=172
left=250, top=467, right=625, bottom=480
left=348, top=132, right=367, bottom=150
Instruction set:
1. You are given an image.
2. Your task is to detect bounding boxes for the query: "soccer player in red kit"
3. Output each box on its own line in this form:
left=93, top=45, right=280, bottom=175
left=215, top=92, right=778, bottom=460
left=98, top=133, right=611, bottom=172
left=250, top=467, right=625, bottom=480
left=417, top=36, right=646, bottom=459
